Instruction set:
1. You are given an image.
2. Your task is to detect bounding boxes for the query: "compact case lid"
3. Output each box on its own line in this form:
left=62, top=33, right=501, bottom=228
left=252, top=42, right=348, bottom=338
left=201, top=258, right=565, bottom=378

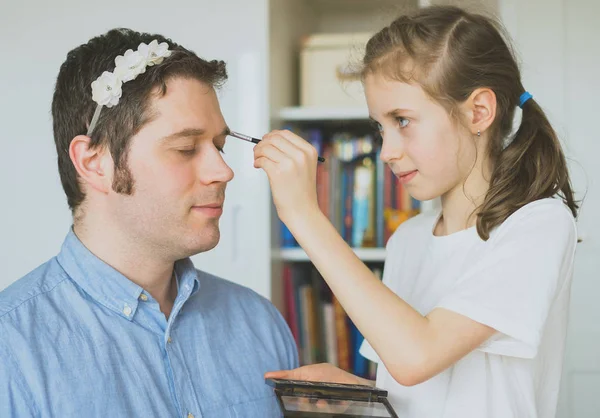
left=266, top=378, right=399, bottom=418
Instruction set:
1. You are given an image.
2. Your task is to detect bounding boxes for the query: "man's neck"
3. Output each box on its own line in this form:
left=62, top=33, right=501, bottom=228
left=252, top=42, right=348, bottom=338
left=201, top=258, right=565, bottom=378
left=73, top=219, right=178, bottom=318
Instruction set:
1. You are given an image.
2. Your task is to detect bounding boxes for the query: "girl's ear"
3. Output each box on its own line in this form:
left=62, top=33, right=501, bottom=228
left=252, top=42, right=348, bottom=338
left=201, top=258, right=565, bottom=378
left=461, top=88, right=497, bottom=136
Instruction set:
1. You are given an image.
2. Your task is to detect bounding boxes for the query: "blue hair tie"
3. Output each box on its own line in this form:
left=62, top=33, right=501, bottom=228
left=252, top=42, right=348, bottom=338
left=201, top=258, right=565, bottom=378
left=519, top=91, right=533, bottom=108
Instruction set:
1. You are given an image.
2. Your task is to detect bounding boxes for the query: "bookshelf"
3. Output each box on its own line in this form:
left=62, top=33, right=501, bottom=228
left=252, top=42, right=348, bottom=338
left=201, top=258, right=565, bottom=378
left=267, top=0, right=442, bottom=380
left=278, top=106, right=370, bottom=121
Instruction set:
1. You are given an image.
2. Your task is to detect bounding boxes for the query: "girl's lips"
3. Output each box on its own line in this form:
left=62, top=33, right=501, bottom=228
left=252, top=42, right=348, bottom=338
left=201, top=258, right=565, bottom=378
left=396, top=170, right=418, bottom=184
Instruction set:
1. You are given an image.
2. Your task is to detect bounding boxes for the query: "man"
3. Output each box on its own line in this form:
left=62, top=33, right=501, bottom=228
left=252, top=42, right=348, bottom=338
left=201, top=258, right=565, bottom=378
left=0, top=28, right=297, bottom=417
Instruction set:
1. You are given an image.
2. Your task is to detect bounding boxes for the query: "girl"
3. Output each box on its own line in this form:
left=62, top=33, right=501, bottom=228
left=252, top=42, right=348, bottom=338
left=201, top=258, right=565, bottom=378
left=255, top=5, right=578, bottom=418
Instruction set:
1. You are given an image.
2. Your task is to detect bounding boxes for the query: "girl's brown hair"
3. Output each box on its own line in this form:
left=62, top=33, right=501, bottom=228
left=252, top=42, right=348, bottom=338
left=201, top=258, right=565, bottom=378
left=361, top=5, right=578, bottom=240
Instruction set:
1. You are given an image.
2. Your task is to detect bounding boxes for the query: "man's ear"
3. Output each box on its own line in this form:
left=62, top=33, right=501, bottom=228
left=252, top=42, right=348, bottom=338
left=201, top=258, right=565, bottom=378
left=461, top=88, right=497, bottom=136
left=69, top=135, right=113, bottom=195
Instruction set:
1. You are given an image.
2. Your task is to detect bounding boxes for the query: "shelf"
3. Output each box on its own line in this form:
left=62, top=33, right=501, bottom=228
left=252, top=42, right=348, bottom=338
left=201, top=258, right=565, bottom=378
left=278, top=106, right=370, bottom=121
left=305, top=0, right=409, bottom=12
left=273, top=247, right=386, bottom=262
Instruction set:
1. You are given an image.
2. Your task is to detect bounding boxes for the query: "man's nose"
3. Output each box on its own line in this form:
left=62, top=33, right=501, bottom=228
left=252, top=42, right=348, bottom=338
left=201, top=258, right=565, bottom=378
left=199, top=149, right=234, bottom=185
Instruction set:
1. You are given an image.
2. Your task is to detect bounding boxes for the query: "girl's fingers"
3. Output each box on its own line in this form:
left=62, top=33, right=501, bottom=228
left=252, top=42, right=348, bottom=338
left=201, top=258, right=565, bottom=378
left=253, top=157, right=276, bottom=172
left=264, top=130, right=318, bottom=162
left=274, top=130, right=319, bottom=159
left=261, top=132, right=305, bottom=162
left=253, top=140, right=288, bottom=164
left=264, top=369, right=296, bottom=380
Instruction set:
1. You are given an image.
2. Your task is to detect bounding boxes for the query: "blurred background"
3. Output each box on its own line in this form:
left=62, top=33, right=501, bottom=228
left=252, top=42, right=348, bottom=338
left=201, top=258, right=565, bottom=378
left=1, top=0, right=598, bottom=416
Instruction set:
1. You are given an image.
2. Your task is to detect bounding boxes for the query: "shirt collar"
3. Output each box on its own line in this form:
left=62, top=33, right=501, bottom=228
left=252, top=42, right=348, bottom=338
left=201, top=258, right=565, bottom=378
left=173, top=257, right=201, bottom=302
left=56, top=228, right=200, bottom=320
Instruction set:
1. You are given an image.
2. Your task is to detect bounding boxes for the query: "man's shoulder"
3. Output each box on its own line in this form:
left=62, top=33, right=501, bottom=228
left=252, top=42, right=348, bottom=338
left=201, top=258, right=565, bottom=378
left=191, top=269, right=297, bottom=365
left=194, top=269, right=274, bottom=308
left=191, top=269, right=287, bottom=327
left=0, top=258, right=69, bottom=321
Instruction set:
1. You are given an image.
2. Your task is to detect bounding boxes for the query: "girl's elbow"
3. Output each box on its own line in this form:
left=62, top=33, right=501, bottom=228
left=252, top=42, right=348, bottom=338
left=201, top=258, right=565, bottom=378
left=389, top=370, right=427, bottom=387
left=388, top=360, right=433, bottom=387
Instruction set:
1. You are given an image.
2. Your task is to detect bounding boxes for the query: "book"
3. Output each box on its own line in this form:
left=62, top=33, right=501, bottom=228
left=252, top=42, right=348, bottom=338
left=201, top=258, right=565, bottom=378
left=283, top=264, right=381, bottom=379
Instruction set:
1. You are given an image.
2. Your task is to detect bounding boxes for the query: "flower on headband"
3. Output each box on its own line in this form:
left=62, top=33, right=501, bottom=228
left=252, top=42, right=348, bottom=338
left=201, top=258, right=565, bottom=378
left=89, top=39, right=172, bottom=114
left=91, top=71, right=123, bottom=108
left=139, top=40, right=172, bottom=66
left=114, top=49, right=147, bottom=82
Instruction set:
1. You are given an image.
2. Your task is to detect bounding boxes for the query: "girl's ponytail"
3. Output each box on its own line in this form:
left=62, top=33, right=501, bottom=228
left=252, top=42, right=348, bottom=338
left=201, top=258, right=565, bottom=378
left=477, top=95, right=578, bottom=240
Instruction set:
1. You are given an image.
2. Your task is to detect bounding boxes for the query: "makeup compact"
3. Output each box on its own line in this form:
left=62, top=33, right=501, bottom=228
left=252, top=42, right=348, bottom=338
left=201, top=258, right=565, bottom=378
left=265, top=378, right=399, bottom=417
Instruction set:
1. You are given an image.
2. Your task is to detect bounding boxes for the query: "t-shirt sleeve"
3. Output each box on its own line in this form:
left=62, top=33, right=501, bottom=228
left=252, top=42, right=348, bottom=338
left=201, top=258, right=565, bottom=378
left=435, top=200, right=577, bottom=358
left=359, top=338, right=381, bottom=364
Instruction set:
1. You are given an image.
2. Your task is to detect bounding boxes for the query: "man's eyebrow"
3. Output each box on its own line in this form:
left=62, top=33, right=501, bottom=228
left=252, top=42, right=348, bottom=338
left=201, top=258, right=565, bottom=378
left=160, top=128, right=205, bottom=143
left=160, top=126, right=230, bottom=142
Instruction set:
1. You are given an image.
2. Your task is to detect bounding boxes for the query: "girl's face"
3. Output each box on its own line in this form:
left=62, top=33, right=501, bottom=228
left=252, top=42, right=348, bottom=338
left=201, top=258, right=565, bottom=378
left=364, top=73, right=479, bottom=202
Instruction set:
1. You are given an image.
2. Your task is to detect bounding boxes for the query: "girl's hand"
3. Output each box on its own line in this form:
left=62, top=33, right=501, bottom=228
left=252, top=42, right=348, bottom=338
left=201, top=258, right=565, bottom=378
left=253, top=130, right=320, bottom=225
left=264, top=363, right=374, bottom=387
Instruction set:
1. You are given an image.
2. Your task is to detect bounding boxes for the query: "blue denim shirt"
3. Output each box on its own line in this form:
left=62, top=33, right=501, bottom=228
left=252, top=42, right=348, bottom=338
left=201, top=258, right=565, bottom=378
left=0, top=230, right=298, bottom=417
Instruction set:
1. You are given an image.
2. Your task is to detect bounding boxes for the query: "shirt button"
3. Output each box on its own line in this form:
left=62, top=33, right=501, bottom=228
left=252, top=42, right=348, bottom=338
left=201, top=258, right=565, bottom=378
left=123, top=305, right=132, bottom=316
left=167, top=337, right=172, bottom=343
left=139, top=294, right=148, bottom=301
left=187, top=414, right=194, bottom=418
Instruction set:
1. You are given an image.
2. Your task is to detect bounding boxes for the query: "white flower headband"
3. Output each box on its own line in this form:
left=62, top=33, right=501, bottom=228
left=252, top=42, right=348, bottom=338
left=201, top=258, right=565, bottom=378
left=87, top=40, right=172, bottom=137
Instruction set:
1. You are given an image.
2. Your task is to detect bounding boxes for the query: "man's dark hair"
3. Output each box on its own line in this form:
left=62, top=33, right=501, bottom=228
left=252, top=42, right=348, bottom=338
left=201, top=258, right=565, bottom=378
left=51, top=28, right=227, bottom=212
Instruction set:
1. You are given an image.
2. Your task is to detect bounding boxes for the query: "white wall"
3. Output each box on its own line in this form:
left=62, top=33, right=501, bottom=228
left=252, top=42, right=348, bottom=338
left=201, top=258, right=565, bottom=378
left=499, top=0, right=600, bottom=416
left=0, top=0, right=273, bottom=298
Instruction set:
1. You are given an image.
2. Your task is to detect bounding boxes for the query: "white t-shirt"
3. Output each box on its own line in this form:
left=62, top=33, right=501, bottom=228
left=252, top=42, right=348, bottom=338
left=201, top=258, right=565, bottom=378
left=359, top=198, right=578, bottom=418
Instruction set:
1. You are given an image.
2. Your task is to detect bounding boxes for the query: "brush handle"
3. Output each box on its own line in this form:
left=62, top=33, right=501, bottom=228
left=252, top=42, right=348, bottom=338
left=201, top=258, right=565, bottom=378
left=231, top=131, right=326, bottom=162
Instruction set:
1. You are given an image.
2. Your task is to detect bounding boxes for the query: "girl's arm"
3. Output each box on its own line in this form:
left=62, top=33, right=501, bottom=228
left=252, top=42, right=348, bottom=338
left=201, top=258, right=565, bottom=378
left=255, top=130, right=495, bottom=386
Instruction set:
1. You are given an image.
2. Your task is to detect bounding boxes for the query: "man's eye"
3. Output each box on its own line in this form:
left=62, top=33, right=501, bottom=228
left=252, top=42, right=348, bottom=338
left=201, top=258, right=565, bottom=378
left=178, top=149, right=196, bottom=156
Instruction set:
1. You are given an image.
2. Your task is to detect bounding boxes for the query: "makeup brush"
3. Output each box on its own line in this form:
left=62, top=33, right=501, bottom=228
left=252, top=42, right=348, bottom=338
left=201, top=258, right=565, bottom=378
left=229, top=131, right=326, bottom=162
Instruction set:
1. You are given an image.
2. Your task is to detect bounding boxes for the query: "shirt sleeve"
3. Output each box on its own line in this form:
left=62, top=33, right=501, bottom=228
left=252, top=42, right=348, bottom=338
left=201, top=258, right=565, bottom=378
left=266, top=301, right=300, bottom=370
left=435, top=200, right=577, bottom=358
left=0, top=338, right=39, bottom=417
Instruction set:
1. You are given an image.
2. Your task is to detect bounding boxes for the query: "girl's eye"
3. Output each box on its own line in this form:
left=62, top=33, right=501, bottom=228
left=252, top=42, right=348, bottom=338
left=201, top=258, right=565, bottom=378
left=397, top=117, right=410, bottom=128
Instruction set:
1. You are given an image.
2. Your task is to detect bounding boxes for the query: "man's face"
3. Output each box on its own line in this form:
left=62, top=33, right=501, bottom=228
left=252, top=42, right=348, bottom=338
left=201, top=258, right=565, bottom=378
left=106, top=77, right=234, bottom=259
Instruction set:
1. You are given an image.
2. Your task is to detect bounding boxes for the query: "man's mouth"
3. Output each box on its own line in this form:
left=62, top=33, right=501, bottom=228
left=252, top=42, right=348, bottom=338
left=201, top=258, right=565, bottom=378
left=191, top=203, right=224, bottom=217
